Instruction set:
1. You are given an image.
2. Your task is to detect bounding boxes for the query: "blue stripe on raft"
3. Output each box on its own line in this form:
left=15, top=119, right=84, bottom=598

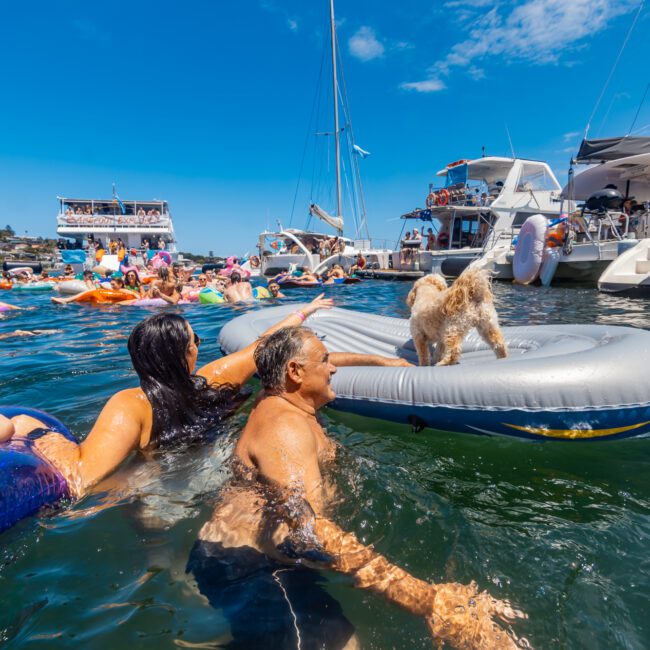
left=330, top=398, right=650, bottom=441
left=0, top=406, right=73, bottom=533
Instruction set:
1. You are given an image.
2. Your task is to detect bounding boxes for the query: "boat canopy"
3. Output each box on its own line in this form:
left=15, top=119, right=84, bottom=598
left=576, top=137, right=650, bottom=163
left=561, top=153, right=650, bottom=201
left=436, top=157, right=515, bottom=183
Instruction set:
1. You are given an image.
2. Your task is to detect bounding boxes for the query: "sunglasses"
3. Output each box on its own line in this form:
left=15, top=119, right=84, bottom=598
left=193, top=332, right=201, bottom=348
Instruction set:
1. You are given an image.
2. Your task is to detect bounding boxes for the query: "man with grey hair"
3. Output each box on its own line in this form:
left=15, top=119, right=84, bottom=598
left=191, top=325, right=523, bottom=649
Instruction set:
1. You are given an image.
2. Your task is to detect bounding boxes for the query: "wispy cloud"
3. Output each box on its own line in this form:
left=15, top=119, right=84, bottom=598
left=400, top=79, right=446, bottom=93
left=563, top=130, right=582, bottom=141
left=348, top=26, right=385, bottom=62
left=401, top=0, right=639, bottom=91
left=260, top=0, right=299, bottom=34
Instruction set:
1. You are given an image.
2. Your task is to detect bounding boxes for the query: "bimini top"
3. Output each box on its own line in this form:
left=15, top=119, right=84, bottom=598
left=220, top=305, right=650, bottom=441
left=576, top=137, right=650, bottom=163
left=561, top=153, right=650, bottom=201
left=436, top=157, right=515, bottom=183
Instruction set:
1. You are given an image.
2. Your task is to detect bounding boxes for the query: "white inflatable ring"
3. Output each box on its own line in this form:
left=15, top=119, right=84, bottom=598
left=513, top=214, right=547, bottom=284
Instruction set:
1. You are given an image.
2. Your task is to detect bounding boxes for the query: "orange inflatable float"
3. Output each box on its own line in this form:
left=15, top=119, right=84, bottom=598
left=0, top=282, right=12, bottom=290
left=72, top=289, right=134, bottom=304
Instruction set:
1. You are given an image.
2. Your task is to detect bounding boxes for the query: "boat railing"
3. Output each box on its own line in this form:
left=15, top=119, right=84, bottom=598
left=57, top=214, right=171, bottom=228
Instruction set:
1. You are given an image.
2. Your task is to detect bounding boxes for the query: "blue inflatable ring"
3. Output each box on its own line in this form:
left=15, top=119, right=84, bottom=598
left=0, top=406, right=75, bottom=534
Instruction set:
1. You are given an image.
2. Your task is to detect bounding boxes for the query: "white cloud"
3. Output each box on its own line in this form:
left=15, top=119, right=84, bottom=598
left=348, top=26, right=385, bottom=62
left=563, top=130, right=581, bottom=141
left=400, top=79, right=446, bottom=93
left=287, top=18, right=298, bottom=31
left=403, top=0, right=639, bottom=88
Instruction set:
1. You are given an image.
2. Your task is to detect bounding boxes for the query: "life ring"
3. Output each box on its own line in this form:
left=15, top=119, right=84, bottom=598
left=249, top=255, right=261, bottom=269
left=425, top=192, right=436, bottom=208
left=437, top=189, right=449, bottom=206
left=513, top=214, right=547, bottom=284
left=437, top=232, right=450, bottom=248
left=446, top=159, right=470, bottom=168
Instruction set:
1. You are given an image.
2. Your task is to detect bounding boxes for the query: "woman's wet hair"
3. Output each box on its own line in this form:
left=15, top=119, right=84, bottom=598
left=128, top=313, right=236, bottom=447
left=254, top=327, right=314, bottom=394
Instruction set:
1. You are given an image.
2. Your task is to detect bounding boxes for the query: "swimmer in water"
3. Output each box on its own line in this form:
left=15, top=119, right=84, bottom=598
left=223, top=271, right=253, bottom=303
left=0, top=329, right=61, bottom=340
left=191, top=327, right=524, bottom=649
left=267, top=282, right=285, bottom=298
left=3, top=295, right=396, bottom=500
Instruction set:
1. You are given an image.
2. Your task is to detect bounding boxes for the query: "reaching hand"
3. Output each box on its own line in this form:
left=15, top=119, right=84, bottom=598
left=304, top=293, right=334, bottom=317
left=427, top=581, right=527, bottom=649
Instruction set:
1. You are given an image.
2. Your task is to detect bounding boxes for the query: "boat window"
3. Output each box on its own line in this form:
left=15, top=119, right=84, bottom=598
left=515, top=164, right=560, bottom=192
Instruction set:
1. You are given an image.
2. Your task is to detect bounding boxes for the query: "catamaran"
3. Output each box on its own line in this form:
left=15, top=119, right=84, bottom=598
left=257, top=0, right=391, bottom=277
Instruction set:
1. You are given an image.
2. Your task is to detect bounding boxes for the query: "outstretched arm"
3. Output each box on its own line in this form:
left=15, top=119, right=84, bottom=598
left=330, top=352, right=412, bottom=368
left=254, top=418, right=524, bottom=650
left=197, top=294, right=334, bottom=388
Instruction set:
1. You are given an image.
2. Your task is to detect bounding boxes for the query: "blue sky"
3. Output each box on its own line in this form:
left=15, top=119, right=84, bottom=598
left=0, top=0, right=648, bottom=255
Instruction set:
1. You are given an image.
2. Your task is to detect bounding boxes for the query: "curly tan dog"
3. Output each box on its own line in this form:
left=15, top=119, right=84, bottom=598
left=407, top=268, right=508, bottom=366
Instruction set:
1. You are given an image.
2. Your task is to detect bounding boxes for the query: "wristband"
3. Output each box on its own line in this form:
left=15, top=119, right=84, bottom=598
left=294, top=310, right=307, bottom=322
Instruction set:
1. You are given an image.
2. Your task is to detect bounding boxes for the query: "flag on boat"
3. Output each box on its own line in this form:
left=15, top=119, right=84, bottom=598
left=310, top=203, right=344, bottom=233
left=353, top=144, right=371, bottom=158
left=112, top=184, right=126, bottom=215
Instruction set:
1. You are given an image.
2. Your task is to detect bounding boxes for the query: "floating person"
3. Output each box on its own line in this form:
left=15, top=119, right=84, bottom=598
left=223, top=271, right=253, bottom=303
left=0, top=329, right=61, bottom=340
left=267, top=282, right=285, bottom=298
left=189, top=327, right=522, bottom=649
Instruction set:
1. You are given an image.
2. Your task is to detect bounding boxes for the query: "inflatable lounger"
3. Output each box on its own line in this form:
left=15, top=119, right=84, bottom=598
left=219, top=305, right=650, bottom=441
left=0, top=406, right=74, bottom=533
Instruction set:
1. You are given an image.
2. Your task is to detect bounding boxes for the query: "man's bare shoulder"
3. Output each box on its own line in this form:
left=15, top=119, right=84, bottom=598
left=242, top=397, right=317, bottom=452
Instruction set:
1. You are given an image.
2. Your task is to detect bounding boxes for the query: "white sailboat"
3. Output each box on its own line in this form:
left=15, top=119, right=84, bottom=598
left=257, top=0, right=391, bottom=277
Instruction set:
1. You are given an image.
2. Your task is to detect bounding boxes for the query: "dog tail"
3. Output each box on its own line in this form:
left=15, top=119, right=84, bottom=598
left=442, top=267, right=493, bottom=316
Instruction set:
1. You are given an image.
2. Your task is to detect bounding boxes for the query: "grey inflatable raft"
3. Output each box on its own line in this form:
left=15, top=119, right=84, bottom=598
left=219, top=305, right=650, bottom=441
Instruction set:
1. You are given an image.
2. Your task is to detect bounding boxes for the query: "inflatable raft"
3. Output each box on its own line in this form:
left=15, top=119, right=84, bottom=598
left=219, top=305, right=650, bottom=441
left=0, top=406, right=74, bottom=533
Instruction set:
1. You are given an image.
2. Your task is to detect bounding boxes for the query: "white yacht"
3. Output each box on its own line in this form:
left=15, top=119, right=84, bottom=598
left=56, top=195, right=178, bottom=269
left=258, top=0, right=391, bottom=278
left=476, top=137, right=650, bottom=284
left=393, top=157, right=563, bottom=277
left=568, top=139, right=650, bottom=294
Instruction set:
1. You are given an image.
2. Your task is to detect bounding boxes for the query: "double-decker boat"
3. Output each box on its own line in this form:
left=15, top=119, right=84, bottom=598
left=56, top=195, right=178, bottom=268
left=393, top=156, right=563, bottom=277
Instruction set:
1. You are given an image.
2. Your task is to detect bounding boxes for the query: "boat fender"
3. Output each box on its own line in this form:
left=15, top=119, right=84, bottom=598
left=513, top=214, right=546, bottom=284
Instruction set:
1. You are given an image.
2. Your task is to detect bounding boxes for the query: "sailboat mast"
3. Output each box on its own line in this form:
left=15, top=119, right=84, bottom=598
left=330, top=0, right=342, bottom=225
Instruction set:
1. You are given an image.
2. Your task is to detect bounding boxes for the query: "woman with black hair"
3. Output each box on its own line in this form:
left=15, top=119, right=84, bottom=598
left=6, top=295, right=334, bottom=497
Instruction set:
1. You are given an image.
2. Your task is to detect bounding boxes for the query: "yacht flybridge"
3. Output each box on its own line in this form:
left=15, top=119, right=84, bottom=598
left=394, top=157, right=563, bottom=277
left=258, top=0, right=391, bottom=277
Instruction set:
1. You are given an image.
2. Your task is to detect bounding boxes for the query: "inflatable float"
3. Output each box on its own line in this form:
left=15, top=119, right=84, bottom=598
left=0, top=406, right=74, bottom=533
left=0, top=301, right=19, bottom=312
left=12, top=282, right=54, bottom=292
left=68, top=289, right=134, bottom=304
left=56, top=280, right=88, bottom=295
left=220, top=305, right=650, bottom=441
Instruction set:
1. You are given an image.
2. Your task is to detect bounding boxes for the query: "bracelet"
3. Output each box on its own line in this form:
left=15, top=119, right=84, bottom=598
left=294, top=310, right=306, bottom=322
